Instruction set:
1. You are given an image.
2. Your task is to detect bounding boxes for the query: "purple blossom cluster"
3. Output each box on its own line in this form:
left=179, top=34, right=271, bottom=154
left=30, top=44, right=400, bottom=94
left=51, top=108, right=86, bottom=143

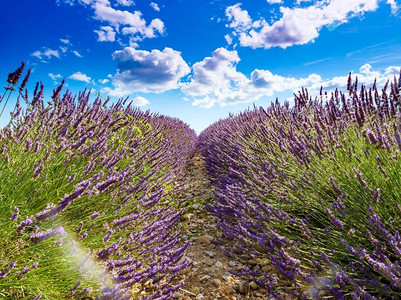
left=0, top=64, right=197, bottom=299
left=199, top=72, right=401, bottom=298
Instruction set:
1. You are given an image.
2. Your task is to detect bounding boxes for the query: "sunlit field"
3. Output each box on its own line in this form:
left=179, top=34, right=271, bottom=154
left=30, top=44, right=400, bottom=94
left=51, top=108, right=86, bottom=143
left=1, top=62, right=401, bottom=299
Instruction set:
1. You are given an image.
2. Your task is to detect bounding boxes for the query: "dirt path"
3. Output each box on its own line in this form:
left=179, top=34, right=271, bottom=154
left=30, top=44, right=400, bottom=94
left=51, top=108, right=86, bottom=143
left=173, top=152, right=269, bottom=300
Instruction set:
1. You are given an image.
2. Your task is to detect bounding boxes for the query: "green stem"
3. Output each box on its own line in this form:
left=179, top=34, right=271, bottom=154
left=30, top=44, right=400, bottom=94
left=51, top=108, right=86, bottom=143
left=0, top=89, right=14, bottom=119
left=0, top=86, right=13, bottom=107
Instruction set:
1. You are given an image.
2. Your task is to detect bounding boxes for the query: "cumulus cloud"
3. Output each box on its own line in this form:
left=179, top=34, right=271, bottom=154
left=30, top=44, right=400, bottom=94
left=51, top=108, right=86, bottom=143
left=73, top=50, right=83, bottom=57
left=31, top=48, right=60, bottom=61
left=387, top=0, right=399, bottom=14
left=92, top=0, right=164, bottom=42
left=181, top=48, right=322, bottom=107
left=94, top=26, right=116, bottom=41
left=32, top=39, right=83, bottom=62
left=180, top=48, right=400, bottom=108
left=266, top=0, right=283, bottom=4
left=181, top=48, right=246, bottom=105
left=116, top=0, right=134, bottom=6
left=226, top=1, right=392, bottom=49
left=60, top=38, right=71, bottom=44
left=225, top=3, right=252, bottom=30
left=69, top=72, right=92, bottom=83
left=59, top=0, right=164, bottom=44
left=100, top=86, right=130, bottom=97
left=224, top=34, right=233, bottom=45
left=132, top=96, right=150, bottom=106
left=150, top=2, right=160, bottom=11
left=108, top=47, right=190, bottom=94
left=98, top=78, right=110, bottom=84
left=49, top=73, right=63, bottom=84
left=306, top=63, right=400, bottom=95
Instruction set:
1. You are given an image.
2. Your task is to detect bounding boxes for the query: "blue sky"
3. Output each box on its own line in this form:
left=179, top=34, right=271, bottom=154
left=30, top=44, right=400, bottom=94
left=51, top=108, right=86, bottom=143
left=1, top=0, right=401, bottom=133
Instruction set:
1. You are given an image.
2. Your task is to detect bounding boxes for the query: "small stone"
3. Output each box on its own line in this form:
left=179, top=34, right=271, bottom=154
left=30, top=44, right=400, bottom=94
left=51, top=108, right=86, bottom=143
left=254, top=244, right=265, bottom=252
left=253, top=265, right=260, bottom=272
left=196, top=293, right=204, bottom=300
left=213, top=278, right=221, bottom=287
left=261, top=265, right=273, bottom=273
left=239, top=281, right=249, bottom=294
left=173, top=291, right=181, bottom=298
left=178, top=267, right=190, bottom=275
left=193, top=204, right=200, bottom=210
left=203, top=258, right=215, bottom=266
left=226, top=285, right=235, bottom=294
left=204, top=250, right=216, bottom=258
left=250, top=281, right=258, bottom=290
left=181, top=235, right=189, bottom=241
left=215, top=260, right=223, bottom=268
left=259, top=258, right=270, bottom=267
left=200, top=275, right=210, bottom=282
left=197, top=235, right=213, bottom=245
left=182, top=213, right=194, bottom=222
left=228, top=261, right=236, bottom=267
left=233, top=244, right=242, bottom=253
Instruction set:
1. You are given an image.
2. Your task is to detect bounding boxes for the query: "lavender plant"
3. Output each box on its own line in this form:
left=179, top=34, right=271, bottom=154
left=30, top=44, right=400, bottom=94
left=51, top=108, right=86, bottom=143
left=199, top=73, right=401, bottom=298
left=0, top=64, right=196, bottom=299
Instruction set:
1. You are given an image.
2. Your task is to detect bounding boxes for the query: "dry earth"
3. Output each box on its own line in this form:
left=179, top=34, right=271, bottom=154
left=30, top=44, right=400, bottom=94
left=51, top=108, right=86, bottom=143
left=172, top=152, right=273, bottom=300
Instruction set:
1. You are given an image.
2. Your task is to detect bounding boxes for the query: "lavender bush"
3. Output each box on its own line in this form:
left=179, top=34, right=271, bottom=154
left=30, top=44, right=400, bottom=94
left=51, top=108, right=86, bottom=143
left=199, top=73, right=401, bottom=298
left=0, top=63, right=196, bottom=299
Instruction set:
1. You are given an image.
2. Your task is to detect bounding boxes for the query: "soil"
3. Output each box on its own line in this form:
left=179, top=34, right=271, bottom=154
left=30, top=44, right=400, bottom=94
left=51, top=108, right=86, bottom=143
left=172, top=152, right=271, bottom=300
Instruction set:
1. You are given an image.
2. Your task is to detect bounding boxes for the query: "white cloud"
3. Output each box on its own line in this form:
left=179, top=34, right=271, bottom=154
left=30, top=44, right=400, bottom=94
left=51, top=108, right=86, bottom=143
left=73, top=50, right=83, bottom=57
left=266, top=0, right=282, bottom=3
left=108, top=47, right=190, bottom=94
left=93, top=0, right=164, bottom=41
left=150, top=2, right=160, bottom=11
left=225, top=3, right=252, bottom=30
left=116, top=0, right=134, bottom=6
left=226, top=0, right=390, bottom=49
left=32, top=41, right=82, bottom=62
left=69, top=71, right=92, bottom=83
left=49, top=73, right=63, bottom=84
left=224, top=34, right=233, bottom=45
left=182, top=48, right=246, bottom=102
left=305, top=64, right=400, bottom=96
left=132, top=96, right=150, bottom=106
left=181, top=48, right=321, bottom=107
left=58, top=0, right=164, bottom=44
left=94, top=26, right=116, bottom=41
left=98, top=78, right=110, bottom=84
left=387, top=0, right=399, bottom=14
left=180, top=48, right=400, bottom=108
left=31, top=48, right=60, bottom=60
left=60, top=38, right=71, bottom=44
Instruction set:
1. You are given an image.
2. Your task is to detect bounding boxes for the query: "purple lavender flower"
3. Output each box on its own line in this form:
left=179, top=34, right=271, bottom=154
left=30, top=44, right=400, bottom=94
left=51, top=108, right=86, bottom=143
left=11, top=206, right=19, bottom=221
left=0, top=262, right=16, bottom=278
left=30, top=227, right=65, bottom=245
left=19, top=68, right=31, bottom=93
left=7, top=62, right=25, bottom=86
left=16, top=217, right=34, bottom=234
left=17, top=262, right=38, bottom=276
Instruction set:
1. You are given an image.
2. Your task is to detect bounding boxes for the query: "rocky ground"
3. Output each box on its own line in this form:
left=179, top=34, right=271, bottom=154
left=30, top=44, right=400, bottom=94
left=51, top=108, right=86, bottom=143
left=172, top=152, right=272, bottom=300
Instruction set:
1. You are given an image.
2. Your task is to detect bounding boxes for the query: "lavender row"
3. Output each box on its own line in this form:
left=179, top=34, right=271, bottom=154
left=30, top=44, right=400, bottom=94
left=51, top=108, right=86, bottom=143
left=0, top=63, right=196, bottom=299
left=199, top=73, right=401, bottom=298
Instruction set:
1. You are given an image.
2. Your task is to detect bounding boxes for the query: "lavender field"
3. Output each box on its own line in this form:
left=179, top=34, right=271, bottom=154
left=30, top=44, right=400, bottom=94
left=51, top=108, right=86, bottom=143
left=1, top=62, right=401, bottom=299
